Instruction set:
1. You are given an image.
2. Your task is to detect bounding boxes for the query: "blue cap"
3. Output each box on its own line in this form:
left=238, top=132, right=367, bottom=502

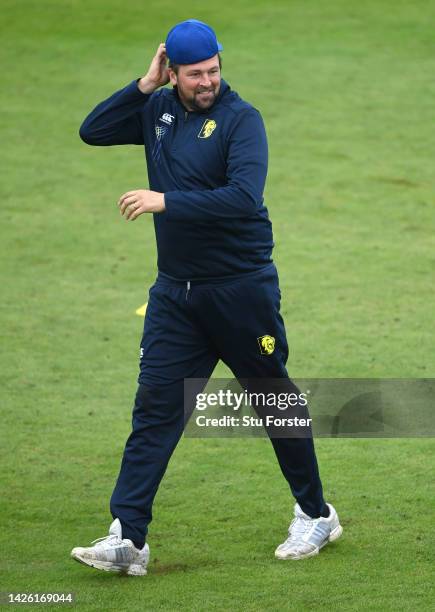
left=166, top=19, right=223, bottom=65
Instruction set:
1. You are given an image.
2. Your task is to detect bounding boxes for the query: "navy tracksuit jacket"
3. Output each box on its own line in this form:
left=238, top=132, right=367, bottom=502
left=80, top=79, right=327, bottom=548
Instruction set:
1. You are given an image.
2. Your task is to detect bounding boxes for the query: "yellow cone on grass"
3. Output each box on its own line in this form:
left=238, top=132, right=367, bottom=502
left=136, top=302, right=148, bottom=317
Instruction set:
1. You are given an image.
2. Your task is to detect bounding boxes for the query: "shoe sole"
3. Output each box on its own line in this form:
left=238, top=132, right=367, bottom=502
left=71, top=552, right=147, bottom=576
left=275, top=523, right=343, bottom=561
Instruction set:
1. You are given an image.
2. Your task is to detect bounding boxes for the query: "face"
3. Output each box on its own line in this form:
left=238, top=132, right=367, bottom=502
left=169, top=54, right=221, bottom=112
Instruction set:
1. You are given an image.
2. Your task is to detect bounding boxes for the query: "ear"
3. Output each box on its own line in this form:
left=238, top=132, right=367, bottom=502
left=168, top=68, right=177, bottom=86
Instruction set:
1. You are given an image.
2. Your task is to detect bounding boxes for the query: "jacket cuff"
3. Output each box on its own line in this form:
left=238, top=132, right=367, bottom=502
left=163, top=192, right=177, bottom=220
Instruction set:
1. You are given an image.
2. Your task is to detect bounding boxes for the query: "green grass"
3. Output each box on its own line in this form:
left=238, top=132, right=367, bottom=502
left=1, top=0, right=435, bottom=609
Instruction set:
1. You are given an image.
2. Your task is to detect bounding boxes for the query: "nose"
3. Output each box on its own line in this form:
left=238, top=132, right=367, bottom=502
left=200, top=73, right=212, bottom=88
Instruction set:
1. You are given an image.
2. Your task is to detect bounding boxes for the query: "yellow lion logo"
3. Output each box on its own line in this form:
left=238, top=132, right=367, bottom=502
left=257, top=335, right=275, bottom=355
left=198, top=119, right=217, bottom=139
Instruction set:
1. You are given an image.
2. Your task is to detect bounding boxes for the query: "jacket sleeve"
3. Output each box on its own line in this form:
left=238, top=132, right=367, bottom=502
left=164, top=108, right=268, bottom=221
left=79, top=80, right=149, bottom=145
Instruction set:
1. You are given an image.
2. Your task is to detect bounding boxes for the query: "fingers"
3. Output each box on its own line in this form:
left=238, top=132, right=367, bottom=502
left=119, top=199, right=142, bottom=221
left=125, top=202, right=142, bottom=221
left=153, top=43, right=166, bottom=64
left=118, top=190, right=136, bottom=217
left=157, top=44, right=167, bottom=66
left=128, top=206, right=143, bottom=222
left=117, top=189, right=163, bottom=221
left=121, top=201, right=136, bottom=216
left=118, top=190, right=137, bottom=205
left=156, top=42, right=166, bottom=56
left=118, top=190, right=147, bottom=221
left=119, top=194, right=138, bottom=215
left=118, top=190, right=139, bottom=214
left=143, top=43, right=168, bottom=90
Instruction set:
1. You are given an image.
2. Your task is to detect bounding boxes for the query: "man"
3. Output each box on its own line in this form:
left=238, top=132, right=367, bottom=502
left=71, top=19, right=342, bottom=576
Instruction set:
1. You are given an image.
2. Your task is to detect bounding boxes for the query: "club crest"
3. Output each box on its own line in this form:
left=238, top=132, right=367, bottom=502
left=257, top=335, right=275, bottom=355
left=198, top=119, right=217, bottom=139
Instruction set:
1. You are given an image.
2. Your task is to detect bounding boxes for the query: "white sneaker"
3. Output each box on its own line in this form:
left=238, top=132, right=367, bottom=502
left=275, top=503, right=342, bottom=560
left=71, top=519, right=149, bottom=576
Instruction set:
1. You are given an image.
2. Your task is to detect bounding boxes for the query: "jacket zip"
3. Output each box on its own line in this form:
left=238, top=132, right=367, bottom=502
left=186, top=280, right=191, bottom=301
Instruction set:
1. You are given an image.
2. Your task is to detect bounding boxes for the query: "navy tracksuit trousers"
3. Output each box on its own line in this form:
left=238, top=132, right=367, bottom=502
left=110, top=264, right=326, bottom=548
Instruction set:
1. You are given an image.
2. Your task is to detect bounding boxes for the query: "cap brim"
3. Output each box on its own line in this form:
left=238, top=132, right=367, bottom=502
left=217, top=41, right=223, bottom=52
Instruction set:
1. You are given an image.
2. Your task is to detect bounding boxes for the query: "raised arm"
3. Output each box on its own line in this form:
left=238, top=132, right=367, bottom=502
left=79, top=44, right=169, bottom=146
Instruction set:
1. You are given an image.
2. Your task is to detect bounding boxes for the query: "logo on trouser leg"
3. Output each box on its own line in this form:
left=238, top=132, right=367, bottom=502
left=257, top=335, right=275, bottom=355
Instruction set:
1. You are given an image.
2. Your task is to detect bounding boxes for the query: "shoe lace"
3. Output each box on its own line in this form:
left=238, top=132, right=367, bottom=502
left=91, top=533, right=122, bottom=547
left=287, top=516, right=313, bottom=542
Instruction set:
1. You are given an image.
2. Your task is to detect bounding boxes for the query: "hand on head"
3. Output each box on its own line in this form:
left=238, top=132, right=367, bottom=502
left=138, top=43, right=169, bottom=94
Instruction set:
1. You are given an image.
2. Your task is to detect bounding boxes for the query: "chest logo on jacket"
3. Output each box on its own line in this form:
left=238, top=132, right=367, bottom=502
left=198, top=119, right=217, bottom=139
left=160, top=113, right=174, bottom=125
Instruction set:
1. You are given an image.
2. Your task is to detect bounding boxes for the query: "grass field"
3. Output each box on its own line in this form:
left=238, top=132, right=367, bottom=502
left=1, top=0, right=434, bottom=610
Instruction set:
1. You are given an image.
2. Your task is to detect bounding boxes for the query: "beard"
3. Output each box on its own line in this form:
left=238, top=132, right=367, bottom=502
left=176, top=83, right=220, bottom=112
